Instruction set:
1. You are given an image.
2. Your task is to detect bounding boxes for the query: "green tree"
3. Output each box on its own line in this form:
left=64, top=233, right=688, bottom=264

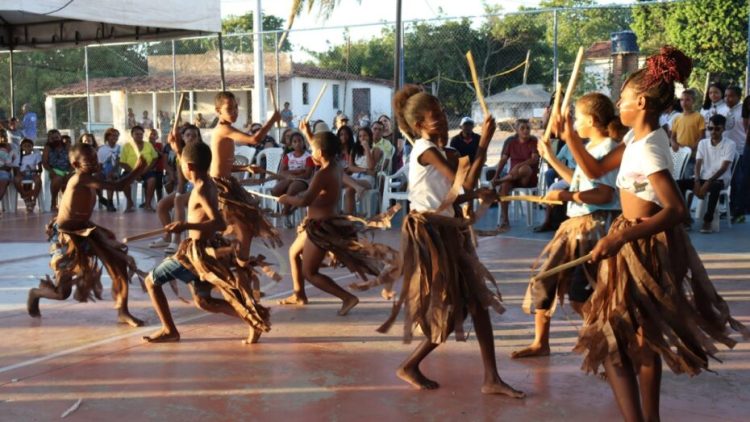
left=631, top=0, right=671, bottom=54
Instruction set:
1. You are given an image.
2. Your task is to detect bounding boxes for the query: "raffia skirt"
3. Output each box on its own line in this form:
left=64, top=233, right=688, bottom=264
left=213, top=176, right=282, bottom=249
left=300, top=206, right=402, bottom=289
left=174, top=237, right=271, bottom=333
left=523, top=211, right=612, bottom=315
left=44, top=218, right=142, bottom=306
left=574, top=215, right=749, bottom=375
left=378, top=211, right=505, bottom=344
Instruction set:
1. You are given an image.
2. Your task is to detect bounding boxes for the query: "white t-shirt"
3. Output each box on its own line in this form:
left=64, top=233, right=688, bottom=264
left=97, top=144, right=120, bottom=165
left=616, top=129, right=673, bottom=207
left=659, top=110, right=679, bottom=131
left=567, top=138, right=620, bottom=218
left=701, top=101, right=730, bottom=138
left=19, top=151, right=42, bottom=173
left=696, top=137, right=736, bottom=185
left=408, top=138, right=453, bottom=216
left=723, top=103, right=746, bottom=155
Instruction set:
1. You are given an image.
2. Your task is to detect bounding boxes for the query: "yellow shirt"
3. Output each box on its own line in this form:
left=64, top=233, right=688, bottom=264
left=120, top=141, right=158, bottom=169
left=672, top=112, right=705, bottom=149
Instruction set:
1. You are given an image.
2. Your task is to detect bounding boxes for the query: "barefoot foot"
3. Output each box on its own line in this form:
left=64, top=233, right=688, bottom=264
left=481, top=379, right=526, bottom=398
left=27, top=293, right=41, bottom=318
left=397, top=366, right=440, bottom=390
left=510, top=343, right=550, bottom=359
left=277, top=294, right=308, bottom=306
left=242, top=329, right=262, bottom=345
left=338, top=295, right=359, bottom=316
left=142, top=329, right=180, bottom=343
left=117, top=310, right=145, bottom=327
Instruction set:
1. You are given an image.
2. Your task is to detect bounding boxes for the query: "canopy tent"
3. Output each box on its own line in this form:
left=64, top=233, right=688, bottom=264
left=0, top=0, right=222, bottom=118
left=0, top=0, right=221, bottom=50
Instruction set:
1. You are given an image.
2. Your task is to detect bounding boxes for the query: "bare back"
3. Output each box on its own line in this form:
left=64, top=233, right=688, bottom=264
left=56, top=173, right=97, bottom=231
left=209, top=125, right=237, bottom=179
left=306, top=163, right=342, bottom=220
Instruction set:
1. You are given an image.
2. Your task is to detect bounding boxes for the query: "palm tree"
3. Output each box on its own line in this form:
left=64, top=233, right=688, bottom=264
left=278, top=0, right=348, bottom=49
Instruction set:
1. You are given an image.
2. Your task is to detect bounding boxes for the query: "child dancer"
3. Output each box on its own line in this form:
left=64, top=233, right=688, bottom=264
left=378, top=85, right=523, bottom=397
left=210, top=92, right=282, bottom=267
left=511, top=93, right=622, bottom=359
left=564, top=47, right=748, bottom=421
left=143, top=142, right=271, bottom=345
left=277, top=123, right=399, bottom=314
left=27, top=143, right=148, bottom=326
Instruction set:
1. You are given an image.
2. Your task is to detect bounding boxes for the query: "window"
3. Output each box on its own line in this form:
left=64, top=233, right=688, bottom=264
left=302, top=82, right=309, bottom=105
left=332, top=84, right=340, bottom=109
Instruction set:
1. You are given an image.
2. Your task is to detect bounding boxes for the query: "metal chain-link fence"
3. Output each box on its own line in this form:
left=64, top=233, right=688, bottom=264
left=0, top=1, right=746, bottom=147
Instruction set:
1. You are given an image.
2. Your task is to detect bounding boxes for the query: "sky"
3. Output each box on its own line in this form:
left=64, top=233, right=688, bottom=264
left=219, top=0, right=634, bottom=56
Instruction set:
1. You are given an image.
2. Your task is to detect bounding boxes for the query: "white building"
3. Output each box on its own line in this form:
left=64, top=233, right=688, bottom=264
left=44, top=51, right=393, bottom=140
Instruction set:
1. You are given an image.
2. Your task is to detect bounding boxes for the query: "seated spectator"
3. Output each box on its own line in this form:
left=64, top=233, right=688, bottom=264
left=660, top=97, right=681, bottom=138
left=371, top=121, right=393, bottom=174
left=42, top=129, right=72, bottom=212
left=14, top=138, right=42, bottom=213
left=119, top=126, right=158, bottom=213
left=492, top=118, right=539, bottom=230
left=677, top=114, right=735, bottom=233
left=535, top=142, right=577, bottom=232
left=337, top=125, right=354, bottom=167
left=449, top=116, right=481, bottom=162
left=342, top=127, right=376, bottom=215
left=61, top=134, right=72, bottom=148
left=672, top=88, right=705, bottom=155
left=271, top=132, right=315, bottom=228
left=0, top=140, right=14, bottom=211
left=335, top=114, right=350, bottom=130
left=194, top=112, right=207, bottom=128
left=7, top=117, right=24, bottom=150
left=97, top=128, right=121, bottom=212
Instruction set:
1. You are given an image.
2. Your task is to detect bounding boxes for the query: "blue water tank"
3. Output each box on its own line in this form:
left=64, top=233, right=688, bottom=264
left=611, top=31, right=639, bottom=54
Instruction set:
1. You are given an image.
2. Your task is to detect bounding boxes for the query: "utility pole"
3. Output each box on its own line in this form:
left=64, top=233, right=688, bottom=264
left=252, top=0, right=266, bottom=123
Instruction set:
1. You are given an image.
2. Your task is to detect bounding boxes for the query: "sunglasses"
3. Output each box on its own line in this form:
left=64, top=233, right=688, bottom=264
left=707, top=126, right=724, bottom=131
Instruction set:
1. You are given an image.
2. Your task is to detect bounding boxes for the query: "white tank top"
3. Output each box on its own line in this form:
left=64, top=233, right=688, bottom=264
left=408, top=138, right=454, bottom=217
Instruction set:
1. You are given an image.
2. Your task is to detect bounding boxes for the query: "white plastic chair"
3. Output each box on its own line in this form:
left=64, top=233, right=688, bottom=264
left=246, top=147, right=284, bottom=209
left=233, top=146, right=257, bottom=181
left=671, top=146, right=692, bottom=179
left=494, top=160, right=542, bottom=227
left=380, top=163, right=409, bottom=214
left=1, top=183, right=18, bottom=213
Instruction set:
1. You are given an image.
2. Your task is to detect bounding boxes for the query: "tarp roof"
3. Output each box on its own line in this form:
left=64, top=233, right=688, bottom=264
left=0, top=0, right=221, bottom=51
left=485, top=84, right=550, bottom=104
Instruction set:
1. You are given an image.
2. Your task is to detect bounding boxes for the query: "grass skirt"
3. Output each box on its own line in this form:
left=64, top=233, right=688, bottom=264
left=574, top=215, right=749, bottom=375
left=213, top=176, right=282, bottom=249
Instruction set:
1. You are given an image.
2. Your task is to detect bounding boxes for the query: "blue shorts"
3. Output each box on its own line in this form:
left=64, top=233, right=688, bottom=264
left=151, top=257, right=211, bottom=297
left=0, top=170, right=11, bottom=181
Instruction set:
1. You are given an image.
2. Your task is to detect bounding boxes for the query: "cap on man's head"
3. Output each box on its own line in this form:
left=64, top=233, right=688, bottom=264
left=460, top=117, right=474, bottom=127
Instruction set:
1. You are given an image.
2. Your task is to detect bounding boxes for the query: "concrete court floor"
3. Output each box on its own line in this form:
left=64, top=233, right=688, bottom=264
left=0, top=207, right=748, bottom=421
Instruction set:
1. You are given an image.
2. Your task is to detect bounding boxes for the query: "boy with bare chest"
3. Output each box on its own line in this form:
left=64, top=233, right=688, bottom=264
left=144, top=142, right=271, bottom=344
left=210, top=92, right=282, bottom=269
left=27, top=143, right=148, bottom=326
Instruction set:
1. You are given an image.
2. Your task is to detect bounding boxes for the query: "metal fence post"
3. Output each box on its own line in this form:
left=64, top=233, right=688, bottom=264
left=275, top=31, right=280, bottom=111
left=218, top=33, right=226, bottom=91
left=172, top=40, right=177, bottom=116
left=553, top=9, right=559, bottom=88
left=84, top=46, right=91, bottom=133
left=9, top=49, right=14, bottom=118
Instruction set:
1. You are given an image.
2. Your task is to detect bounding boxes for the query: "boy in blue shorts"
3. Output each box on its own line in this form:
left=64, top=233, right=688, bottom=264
left=143, top=141, right=271, bottom=345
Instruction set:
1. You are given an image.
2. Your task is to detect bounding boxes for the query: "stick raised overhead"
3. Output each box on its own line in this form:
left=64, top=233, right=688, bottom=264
left=465, top=51, right=490, bottom=117
left=559, top=46, right=585, bottom=119
left=541, top=82, right=563, bottom=144
left=305, top=82, right=328, bottom=123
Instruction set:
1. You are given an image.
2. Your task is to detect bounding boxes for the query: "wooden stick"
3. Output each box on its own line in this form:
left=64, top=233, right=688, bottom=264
left=533, top=253, right=592, bottom=281
left=559, top=47, right=585, bottom=117
left=123, top=228, right=167, bottom=243
left=248, top=190, right=281, bottom=202
left=305, top=82, right=328, bottom=123
left=172, top=92, right=187, bottom=135
left=498, top=195, right=563, bottom=206
left=465, top=51, right=490, bottom=117
left=542, top=82, right=563, bottom=144
left=267, top=83, right=281, bottom=130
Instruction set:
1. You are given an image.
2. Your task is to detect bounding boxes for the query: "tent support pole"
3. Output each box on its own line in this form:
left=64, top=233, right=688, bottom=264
left=85, top=46, right=91, bottom=133
left=9, top=49, right=15, bottom=118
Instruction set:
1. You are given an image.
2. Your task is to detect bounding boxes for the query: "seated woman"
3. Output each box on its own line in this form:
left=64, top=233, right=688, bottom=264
left=342, top=127, right=376, bottom=215
left=14, top=138, right=43, bottom=213
left=271, top=131, right=315, bottom=228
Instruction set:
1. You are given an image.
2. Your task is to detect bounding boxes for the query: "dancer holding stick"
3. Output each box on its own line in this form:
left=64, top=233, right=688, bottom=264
left=512, top=92, right=622, bottom=359
left=27, top=144, right=149, bottom=326
left=276, top=127, right=400, bottom=313
left=209, top=91, right=282, bottom=275
left=377, top=85, right=523, bottom=397
left=565, top=47, right=748, bottom=421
